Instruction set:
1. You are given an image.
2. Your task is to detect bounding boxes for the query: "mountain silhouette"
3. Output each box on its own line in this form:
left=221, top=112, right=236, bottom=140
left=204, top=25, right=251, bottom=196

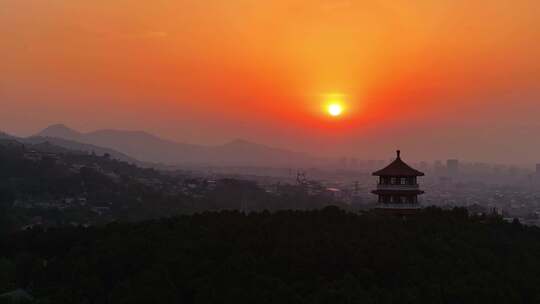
left=0, top=129, right=139, bottom=164
left=36, top=124, right=313, bottom=166
left=39, top=124, right=82, bottom=140
left=25, top=136, right=139, bottom=164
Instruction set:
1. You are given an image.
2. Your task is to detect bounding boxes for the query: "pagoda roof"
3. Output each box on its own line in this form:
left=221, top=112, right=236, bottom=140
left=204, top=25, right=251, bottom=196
left=372, top=150, right=425, bottom=177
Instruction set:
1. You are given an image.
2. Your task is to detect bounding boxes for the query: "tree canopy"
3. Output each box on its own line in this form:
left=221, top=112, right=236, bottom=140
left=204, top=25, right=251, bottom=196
left=1, top=207, right=540, bottom=303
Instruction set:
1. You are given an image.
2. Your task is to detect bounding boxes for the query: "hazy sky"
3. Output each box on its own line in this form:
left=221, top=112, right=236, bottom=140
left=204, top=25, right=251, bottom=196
left=1, top=0, right=540, bottom=163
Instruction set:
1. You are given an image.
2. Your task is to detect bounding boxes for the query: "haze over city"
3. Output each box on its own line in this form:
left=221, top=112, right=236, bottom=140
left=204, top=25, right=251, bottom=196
left=2, top=0, right=540, bottom=164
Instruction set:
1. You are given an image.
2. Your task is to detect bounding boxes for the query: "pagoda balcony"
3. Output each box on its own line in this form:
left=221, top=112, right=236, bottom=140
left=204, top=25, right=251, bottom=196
left=376, top=203, right=422, bottom=210
left=376, top=184, right=420, bottom=191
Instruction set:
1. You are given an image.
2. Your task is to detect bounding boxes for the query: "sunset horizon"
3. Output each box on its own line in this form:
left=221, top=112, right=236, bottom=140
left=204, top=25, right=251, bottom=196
left=2, top=0, right=540, bottom=164
left=3, top=2, right=540, bottom=302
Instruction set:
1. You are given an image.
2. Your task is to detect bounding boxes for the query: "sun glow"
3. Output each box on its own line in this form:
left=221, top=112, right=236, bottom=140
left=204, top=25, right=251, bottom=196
left=324, top=94, right=346, bottom=118
left=328, top=103, right=343, bottom=117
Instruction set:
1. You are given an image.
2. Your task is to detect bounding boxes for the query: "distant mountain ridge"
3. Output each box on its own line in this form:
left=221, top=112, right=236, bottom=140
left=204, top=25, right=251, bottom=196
left=36, top=124, right=313, bottom=166
left=25, top=136, right=139, bottom=164
left=39, top=124, right=82, bottom=140
left=0, top=129, right=139, bottom=164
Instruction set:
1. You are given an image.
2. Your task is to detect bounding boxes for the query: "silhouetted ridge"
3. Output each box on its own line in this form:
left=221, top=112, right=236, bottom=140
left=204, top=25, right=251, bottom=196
left=34, top=124, right=314, bottom=166
left=38, top=124, right=81, bottom=140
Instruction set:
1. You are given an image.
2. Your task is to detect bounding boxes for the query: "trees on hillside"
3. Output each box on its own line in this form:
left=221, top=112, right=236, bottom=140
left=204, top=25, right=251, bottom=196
left=1, top=208, right=539, bottom=303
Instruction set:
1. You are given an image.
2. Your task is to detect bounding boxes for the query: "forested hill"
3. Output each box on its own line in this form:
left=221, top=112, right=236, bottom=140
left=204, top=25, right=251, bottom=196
left=0, top=139, right=173, bottom=202
left=0, top=140, right=348, bottom=231
left=0, top=139, right=190, bottom=229
left=2, top=207, right=540, bottom=303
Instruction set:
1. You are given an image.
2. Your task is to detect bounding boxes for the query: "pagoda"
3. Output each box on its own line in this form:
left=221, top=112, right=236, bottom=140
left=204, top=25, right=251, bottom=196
left=372, top=150, right=424, bottom=213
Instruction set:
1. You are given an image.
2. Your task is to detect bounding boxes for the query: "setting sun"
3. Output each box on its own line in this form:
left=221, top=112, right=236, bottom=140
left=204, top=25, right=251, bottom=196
left=328, top=104, right=343, bottom=117
left=325, top=93, right=346, bottom=117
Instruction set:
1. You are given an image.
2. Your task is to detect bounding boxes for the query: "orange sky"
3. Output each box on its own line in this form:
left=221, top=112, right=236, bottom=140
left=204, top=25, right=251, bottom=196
left=1, top=0, right=540, bottom=163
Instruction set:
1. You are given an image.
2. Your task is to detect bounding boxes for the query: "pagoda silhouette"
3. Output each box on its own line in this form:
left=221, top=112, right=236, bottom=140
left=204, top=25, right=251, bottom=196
left=372, top=150, right=424, bottom=215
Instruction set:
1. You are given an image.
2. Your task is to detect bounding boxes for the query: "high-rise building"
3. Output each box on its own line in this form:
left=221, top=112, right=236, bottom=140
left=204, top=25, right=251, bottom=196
left=434, top=160, right=444, bottom=174
left=536, top=164, right=540, bottom=175
left=447, top=159, right=459, bottom=175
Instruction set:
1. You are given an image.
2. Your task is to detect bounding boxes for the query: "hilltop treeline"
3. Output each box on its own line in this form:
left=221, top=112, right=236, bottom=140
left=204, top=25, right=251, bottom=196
left=1, top=207, right=540, bottom=303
